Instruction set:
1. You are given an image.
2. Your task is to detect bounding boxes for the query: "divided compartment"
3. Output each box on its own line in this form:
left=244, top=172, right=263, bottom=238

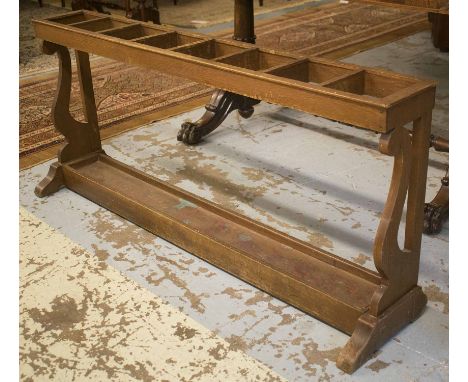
left=133, top=31, right=205, bottom=49
left=266, top=59, right=416, bottom=98
left=266, top=60, right=357, bottom=84
left=101, top=23, right=167, bottom=40
left=173, top=40, right=249, bottom=60
left=69, top=17, right=132, bottom=32
left=47, top=11, right=103, bottom=25
left=322, top=70, right=417, bottom=98
left=216, top=49, right=299, bottom=71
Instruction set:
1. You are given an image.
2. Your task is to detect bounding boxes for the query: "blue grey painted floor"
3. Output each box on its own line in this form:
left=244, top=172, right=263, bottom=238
left=20, top=31, right=448, bottom=381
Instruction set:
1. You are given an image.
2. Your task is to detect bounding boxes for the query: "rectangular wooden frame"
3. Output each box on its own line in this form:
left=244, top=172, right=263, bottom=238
left=32, top=11, right=436, bottom=374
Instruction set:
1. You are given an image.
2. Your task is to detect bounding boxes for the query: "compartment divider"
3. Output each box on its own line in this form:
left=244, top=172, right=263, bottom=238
left=46, top=10, right=86, bottom=22
left=321, top=70, right=366, bottom=94
left=100, top=23, right=141, bottom=37
left=214, top=48, right=259, bottom=70
left=130, top=31, right=175, bottom=43
left=170, top=39, right=215, bottom=53
left=262, top=58, right=309, bottom=74
left=133, top=31, right=177, bottom=47
left=68, top=16, right=111, bottom=28
left=213, top=48, right=256, bottom=63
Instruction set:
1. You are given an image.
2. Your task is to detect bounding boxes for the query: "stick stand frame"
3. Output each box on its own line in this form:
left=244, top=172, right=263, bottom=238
left=33, top=11, right=436, bottom=373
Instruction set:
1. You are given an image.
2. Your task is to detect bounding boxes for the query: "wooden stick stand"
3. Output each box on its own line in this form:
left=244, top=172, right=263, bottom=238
left=33, top=11, right=436, bottom=373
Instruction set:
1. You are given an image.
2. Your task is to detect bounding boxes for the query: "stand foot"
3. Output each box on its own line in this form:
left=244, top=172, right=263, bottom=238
left=337, top=286, right=427, bottom=374
left=35, top=162, right=65, bottom=198
left=177, top=89, right=259, bottom=145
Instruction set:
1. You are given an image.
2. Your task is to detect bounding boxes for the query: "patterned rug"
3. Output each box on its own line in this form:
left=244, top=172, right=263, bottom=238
left=19, top=1, right=427, bottom=159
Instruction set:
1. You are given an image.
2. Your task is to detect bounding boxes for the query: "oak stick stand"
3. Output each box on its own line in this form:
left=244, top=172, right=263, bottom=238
left=32, top=11, right=436, bottom=373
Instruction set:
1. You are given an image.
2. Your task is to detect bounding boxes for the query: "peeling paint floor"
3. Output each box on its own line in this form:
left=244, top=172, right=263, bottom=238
left=20, top=31, right=448, bottom=381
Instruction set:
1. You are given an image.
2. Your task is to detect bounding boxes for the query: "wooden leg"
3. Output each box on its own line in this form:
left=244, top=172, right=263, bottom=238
left=38, top=0, right=43, bottom=7
left=130, top=0, right=160, bottom=24
left=177, top=0, right=258, bottom=145
left=404, top=132, right=449, bottom=235
left=424, top=168, right=448, bottom=234
left=337, top=115, right=431, bottom=373
left=71, top=0, right=84, bottom=10
left=429, top=12, right=449, bottom=52
left=337, top=286, right=427, bottom=373
left=425, top=135, right=449, bottom=235
left=177, top=90, right=259, bottom=145
left=35, top=162, right=65, bottom=197
left=71, top=0, right=109, bottom=14
left=35, top=42, right=102, bottom=198
left=424, top=134, right=449, bottom=234
left=234, top=0, right=256, bottom=43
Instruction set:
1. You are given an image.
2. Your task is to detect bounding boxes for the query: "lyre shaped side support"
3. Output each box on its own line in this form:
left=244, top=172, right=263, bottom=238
left=337, top=120, right=431, bottom=373
left=370, top=126, right=416, bottom=315
left=35, top=41, right=102, bottom=197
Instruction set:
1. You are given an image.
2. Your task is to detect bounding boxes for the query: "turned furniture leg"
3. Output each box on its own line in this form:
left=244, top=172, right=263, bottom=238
left=177, top=0, right=259, bottom=145
left=35, top=42, right=103, bottom=198
left=337, top=114, right=432, bottom=373
left=130, top=0, right=160, bottom=24
left=428, top=12, right=449, bottom=52
left=72, top=0, right=109, bottom=14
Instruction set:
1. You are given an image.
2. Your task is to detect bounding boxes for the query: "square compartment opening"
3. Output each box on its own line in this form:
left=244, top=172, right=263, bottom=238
left=175, top=41, right=247, bottom=60
left=218, top=50, right=297, bottom=71
left=324, top=71, right=414, bottom=98
left=266, top=61, right=356, bottom=84
left=49, top=12, right=102, bottom=25
left=135, top=32, right=204, bottom=49
left=102, top=24, right=165, bottom=40
left=71, top=18, right=130, bottom=32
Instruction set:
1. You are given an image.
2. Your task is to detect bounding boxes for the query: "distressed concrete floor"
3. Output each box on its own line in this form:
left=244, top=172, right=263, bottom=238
left=20, top=31, right=448, bottom=381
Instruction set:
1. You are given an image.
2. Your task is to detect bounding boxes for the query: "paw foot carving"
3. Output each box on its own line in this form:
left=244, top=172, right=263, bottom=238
left=238, top=106, right=255, bottom=119
left=424, top=203, right=447, bottom=234
left=177, top=122, right=203, bottom=145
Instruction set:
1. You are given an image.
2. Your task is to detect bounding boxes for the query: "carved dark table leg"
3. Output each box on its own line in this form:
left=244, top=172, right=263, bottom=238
left=423, top=135, right=449, bottom=234
left=178, top=90, right=259, bottom=144
left=71, top=0, right=109, bottom=14
left=234, top=0, right=256, bottom=44
left=177, top=0, right=259, bottom=145
left=424, top=168, right=448, bottom=234
left=130, top=0, right=161, bottom=24
left=428, top=12, right=449, bottom=52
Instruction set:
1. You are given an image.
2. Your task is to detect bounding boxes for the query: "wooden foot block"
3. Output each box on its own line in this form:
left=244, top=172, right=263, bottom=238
left=336, top=286, right=427, bottom=373
left=35, top=162, right=65, bottom=198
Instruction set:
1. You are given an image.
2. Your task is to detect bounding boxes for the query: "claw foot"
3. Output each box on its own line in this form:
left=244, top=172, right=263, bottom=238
left=424, top=202, right=448, bottom=234
left=238, top=106, right=255, bottom=119
left=177, top=122, right=203, bottom=145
